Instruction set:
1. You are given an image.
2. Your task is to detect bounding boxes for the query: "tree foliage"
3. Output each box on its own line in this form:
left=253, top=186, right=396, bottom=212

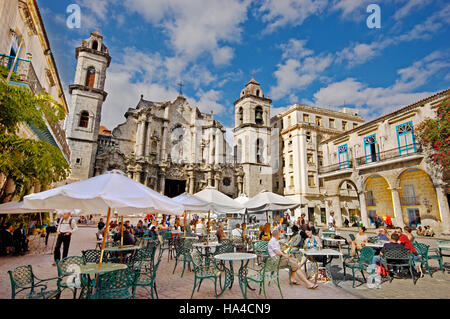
left=416, top=96, right=450, bottom=170
left=0, top=77, right=70, bottom=202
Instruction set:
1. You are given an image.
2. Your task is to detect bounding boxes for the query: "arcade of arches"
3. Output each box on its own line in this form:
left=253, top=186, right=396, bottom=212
left=324, top=167, right=449, bottom=232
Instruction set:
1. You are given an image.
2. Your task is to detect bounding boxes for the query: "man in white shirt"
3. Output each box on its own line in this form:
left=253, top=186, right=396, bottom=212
left=268, top=230, right=318, bottom=289
left=328, top=212, right=336, bottom=231
left=53, top=211, right=77, bottom=265
left=231, top=224, right=243, bottom=238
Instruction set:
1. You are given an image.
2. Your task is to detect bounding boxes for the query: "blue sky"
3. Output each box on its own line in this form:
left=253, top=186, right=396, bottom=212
left=37, top=0, right=450, bottom=132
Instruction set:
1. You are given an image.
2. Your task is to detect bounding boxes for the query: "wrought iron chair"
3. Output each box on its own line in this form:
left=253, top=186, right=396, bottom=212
left=173, top=237, right=192, bottom=277
left=413, top=242, right=444, bottom=277
left=232, top=236, right=246, bottom=252
left=8, top=265, right=60, bottom=299
left=382, top=245, right=417, bottom=285
left=253, top=241, right=269, bottom=265
left=190, top=250, right=229, bottom=299
left=82, top=249, right=105, bottom=264
left=343, top=247, right=376, bottom=288
left=242, top=255, right=283, bottom=299
left=368, top=236, right=379, bottom=243
left=56, top=256, right=87, bottom=299
left=161, top=231, right=175, bottom=261
left=91, top=268, right=139, bottom=299
left=132, top=244, right=162, bottom=299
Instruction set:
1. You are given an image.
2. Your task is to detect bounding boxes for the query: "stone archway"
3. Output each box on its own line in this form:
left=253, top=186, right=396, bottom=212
left=363, top=174, right=394, bottom=226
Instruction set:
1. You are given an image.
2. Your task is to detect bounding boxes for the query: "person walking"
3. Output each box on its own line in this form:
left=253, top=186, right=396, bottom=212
left=53, top=211, right=77, bottom=266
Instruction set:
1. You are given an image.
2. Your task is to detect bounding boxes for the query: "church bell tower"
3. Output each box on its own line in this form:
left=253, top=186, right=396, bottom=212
left=233, top=78, right=272, bottom=197
left=66, top=32, right=111, bottom=180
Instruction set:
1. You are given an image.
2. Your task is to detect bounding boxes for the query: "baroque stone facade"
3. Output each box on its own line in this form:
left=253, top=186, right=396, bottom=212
left=93, top=94, right=243, bottom=198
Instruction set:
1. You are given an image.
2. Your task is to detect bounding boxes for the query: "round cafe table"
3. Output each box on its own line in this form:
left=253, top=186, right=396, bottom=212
left=214, top=252, right=256, bottom=299
left=299, top=248, right=342, bottom=285
left=76, top=263, right=128, bottom=299
left=104, top=245, right=140, bottom=264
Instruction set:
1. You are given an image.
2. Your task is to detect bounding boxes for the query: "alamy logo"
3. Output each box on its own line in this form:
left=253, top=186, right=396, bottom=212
left=366, top=264, right=382, bottom=288
left=367, top=4, right=381, bottom=29
left=65, top=264, right=82, bottom=288
left=66, top=4, right=81, bottom=29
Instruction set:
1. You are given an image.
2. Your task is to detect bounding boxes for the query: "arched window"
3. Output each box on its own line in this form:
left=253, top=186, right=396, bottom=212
left=255, top=106, right=263, bottom=125
left=256, top=138, right=264, bottom=163
left=85, top=67, right=96, bottom=88
left=92, top=41, right=98, bottom=51
left=79, top=111, right=89, bottom=128
left=256, top=89, right=260, bottom=97
left=238, top=107, right=243, bottom=124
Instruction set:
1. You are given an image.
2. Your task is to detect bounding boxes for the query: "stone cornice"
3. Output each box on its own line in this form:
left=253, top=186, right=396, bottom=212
left=234, top=94, right=272, bottom=106
left=76, top=46, right=111, bottom=67
left=69, top=84, right=108, bottom=101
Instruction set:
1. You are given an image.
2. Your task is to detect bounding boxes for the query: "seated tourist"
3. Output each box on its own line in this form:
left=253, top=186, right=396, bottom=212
left=134, top=220, right=145, bottom=237
left=395, top=227, right=423, bottom=277
left=288, top=225, right=303, bottom=248
left=424, top=225, right=435, bottom=237
left=216, top=223, right=227, bottom=242
left=351, top=226, right=369, bottom=256
left=376, top=226, right=390, bottom=242
left=195, top=219, right=204, bottom=234
left=416, top=226, right=425, bottom=236
left=268, top=230, right=318, bottom=289
left=372, top=233, right=404, bottom=267
left=260, top=223, right=271, bottom=241
left=113, top=225, right=135, bottom=245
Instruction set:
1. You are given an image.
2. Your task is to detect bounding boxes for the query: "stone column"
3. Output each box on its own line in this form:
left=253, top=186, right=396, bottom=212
left=159, top=175, right=166, bottom=195
left=436, top=185, right=450, bottom=233
left=215, top=129, right=221, bottom=164
left=189, top=173, right=195, bottom=194
left=390, top=188, right=405, bottom=228
left=145, top=120, right=152, bottom=157
left=139, top=120, right=147, bottom=157
left=358, top=192, right=370, bottom=228
left=133, top=170, right=141, bottom=183
left=209, top=131, right=214, bottom=164
left=161, top=123, right=168, bottom=161
left=330, top=196, right=343, bottom=227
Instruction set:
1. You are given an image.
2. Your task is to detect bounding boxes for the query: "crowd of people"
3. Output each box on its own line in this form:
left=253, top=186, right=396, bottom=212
left=0, top=223, right=28, bottom=256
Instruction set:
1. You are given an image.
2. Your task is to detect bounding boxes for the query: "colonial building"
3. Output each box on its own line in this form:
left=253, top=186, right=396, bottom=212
left=92, top=94, right=243, bottom=198
left=319, top=89, right=450, bottom=233
left=234, top=78, right=273, bottom=197
left=0, top=0, right=70, bottom=197
left=271, top=105, right=364, bottom=223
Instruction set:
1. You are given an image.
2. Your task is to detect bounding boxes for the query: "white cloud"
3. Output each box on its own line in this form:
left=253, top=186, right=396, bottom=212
left=310, top=51, right=449, bottom=119
left=270, top=40, right=333, bottom=99
left=394, top=0, right=432, bottom=20
left=259, top=0, right=328, bottom=33
left=191, top=89, right=226, bottom=115
left=123, top=0, right=251, bottom=65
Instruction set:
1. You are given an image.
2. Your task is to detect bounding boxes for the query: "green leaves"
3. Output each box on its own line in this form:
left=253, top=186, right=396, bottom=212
left=0, top=80, right=70, bottom=201
left=416, top=97, right=450, bottom=170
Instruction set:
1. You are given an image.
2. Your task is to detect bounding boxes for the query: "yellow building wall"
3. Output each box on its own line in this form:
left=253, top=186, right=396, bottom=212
left=399, top=170, right=440, bottom=222
left=366, top=176, right=394, bottom=217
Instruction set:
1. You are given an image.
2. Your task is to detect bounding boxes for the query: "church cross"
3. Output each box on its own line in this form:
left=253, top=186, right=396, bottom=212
left=178, top=81, right=184, bottom=95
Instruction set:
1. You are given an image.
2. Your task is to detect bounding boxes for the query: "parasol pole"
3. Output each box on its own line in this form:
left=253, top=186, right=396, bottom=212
left=207, top=210, right=210, bottom=245
left=184, top=211, right=187, bottom=237
left=99, top=207, right=111, bottom=268
left=120, top=215, right=124, bottom=248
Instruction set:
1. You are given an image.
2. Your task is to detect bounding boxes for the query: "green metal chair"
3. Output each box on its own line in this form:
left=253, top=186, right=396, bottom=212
left=56, top=256, right=87, bottom=299
left=82, top=249, right=105, bottom=264
left=343, top=247, right=376, bottom=288
left=8, top=265, right=60, bottom=299
left=382, top=245, right=417, bottom=285
left=91, top=267, right=138, bottom=299
left=190, top=250, right=230, bottom=299
left=161, top=231, right=175, bottom=261
left=253, top=241, right=269, bottom=265
left=132, top=244, right=162, bottom=299
left=413, top=242, right=443, bottom=277
left=428, top=241, right=446, bottom=273
left=173, top=237, right=192, bottom=277
left=242, top=256, right=283, bottom=299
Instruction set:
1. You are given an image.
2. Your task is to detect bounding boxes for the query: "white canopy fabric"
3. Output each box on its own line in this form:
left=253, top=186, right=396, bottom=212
left=194, top=186, right=245, bottom=215
left=234, top=194, right=249, bottom=205
left=0, top=201, right=55, bottom=215
left=172, top=193, right=211, bottom=212
left=24, top=170, right=184, bottom=216
left=245, top=191, right=300, bottom=213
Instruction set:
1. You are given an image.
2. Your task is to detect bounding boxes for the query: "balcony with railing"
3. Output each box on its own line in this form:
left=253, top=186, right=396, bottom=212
left=400, top=196, right=420, bottom=206
left=1, top=53, right=70, bottom=161
left=318, top=161, right=353, bottom=175
left=355, top=144, right=422, bottom=167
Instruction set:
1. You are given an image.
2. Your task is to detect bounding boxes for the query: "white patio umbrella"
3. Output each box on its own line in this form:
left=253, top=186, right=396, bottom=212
left=172, top=192, right=212, bottom=236
left=0, top=200, right=54, bottom=214
left=194, top=186, right=245, bottom=243
left=24, top=170, right=183, bottom=266
left=245, top=190, right=300, bottom=223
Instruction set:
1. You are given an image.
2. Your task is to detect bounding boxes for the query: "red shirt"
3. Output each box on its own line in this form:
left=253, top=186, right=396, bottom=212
left=398, top=234, right=416, bottom=253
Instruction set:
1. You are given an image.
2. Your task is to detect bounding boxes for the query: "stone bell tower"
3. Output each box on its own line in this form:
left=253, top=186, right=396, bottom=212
left=66, top=32, right=111, bottom=181
left=233, top=78, right=272, bottom=197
